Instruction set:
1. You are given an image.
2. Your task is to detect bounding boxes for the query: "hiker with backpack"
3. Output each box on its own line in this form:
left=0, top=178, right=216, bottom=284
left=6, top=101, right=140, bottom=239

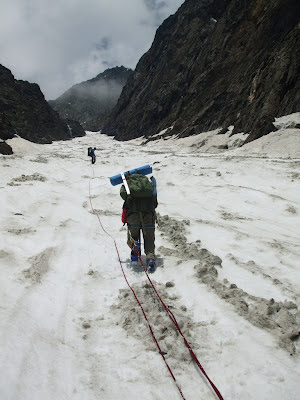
left=120, top=173, right=158, bottom=272
left=91, top=147, right=96, bottom=164
left=88, top=147, right=96, bottom=164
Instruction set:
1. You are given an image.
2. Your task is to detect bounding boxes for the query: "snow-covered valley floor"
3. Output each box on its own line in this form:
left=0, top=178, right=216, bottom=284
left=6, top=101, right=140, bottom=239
left=1, top=127, right=300, bottom=400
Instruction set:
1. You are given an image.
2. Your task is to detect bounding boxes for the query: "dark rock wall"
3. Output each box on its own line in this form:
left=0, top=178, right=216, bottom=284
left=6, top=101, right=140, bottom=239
left=49, top=66, right=133, bottom=131
left=0, top=64, right=86, bottom=154
left=102, top=0, right=300, bottom=142
left=0, top=141, right=13, bottom=155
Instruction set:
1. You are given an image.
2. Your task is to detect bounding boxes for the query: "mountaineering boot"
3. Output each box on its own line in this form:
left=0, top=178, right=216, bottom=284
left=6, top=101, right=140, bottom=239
left=147, top=258, right=156, bottom=272
left=131, top=241, right=141, bottom=262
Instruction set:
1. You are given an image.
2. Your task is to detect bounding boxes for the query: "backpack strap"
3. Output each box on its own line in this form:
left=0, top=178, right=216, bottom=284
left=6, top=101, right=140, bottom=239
left=121, top=173, right=130, bottom=195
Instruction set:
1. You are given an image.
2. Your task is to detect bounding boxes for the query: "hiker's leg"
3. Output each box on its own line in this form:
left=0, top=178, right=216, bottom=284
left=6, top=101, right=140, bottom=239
left=142, top=212, right=155, bottom=261
left=127, top=213, right=141, bottom=249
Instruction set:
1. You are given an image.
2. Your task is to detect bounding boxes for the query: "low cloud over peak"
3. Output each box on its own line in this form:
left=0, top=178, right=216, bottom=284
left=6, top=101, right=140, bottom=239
left=0, top=0, right=184, bottom=99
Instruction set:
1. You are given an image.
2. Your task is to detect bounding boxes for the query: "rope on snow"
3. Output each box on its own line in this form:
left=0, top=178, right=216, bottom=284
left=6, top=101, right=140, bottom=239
left=89, top=172, right=224, bottom=400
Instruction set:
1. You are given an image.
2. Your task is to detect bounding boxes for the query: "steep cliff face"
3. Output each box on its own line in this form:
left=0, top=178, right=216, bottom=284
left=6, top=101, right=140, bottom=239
left=0, top=65, right=86, bottom=154
left=49, top=66, right=133, bottom=131
left=102, top=0, right=300, bottom=142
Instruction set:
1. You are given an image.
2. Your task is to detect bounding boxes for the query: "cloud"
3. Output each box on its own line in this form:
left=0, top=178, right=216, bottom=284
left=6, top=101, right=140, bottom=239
left=0, top=0, right=184, bottom=99
left=70, top=80, right=125, bottom=102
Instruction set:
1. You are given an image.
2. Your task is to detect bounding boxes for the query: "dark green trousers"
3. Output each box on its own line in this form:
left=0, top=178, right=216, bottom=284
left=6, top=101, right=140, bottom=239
left=127, top=212, right=155, bottom=261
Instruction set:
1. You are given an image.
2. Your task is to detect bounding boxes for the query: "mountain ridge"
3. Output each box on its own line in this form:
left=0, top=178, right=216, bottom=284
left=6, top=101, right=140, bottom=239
left=0, top=64, right=85, bottom=154
left=102, top=0, right=300, bottom=143
left=49, top=66, right=133, bottom=131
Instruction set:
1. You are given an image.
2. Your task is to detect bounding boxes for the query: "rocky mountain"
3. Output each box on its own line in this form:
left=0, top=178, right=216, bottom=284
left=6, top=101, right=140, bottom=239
left=49, top=66, right=133, bottom=131
left=102, top=0, right=300, bottom=143
left=0, top=64, right=85, bottom=155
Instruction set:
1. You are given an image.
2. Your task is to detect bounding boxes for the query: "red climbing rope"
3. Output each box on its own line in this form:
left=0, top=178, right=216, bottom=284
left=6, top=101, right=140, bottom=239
left=88, top=179, right=186, bottom=400
left=89, top=176, right=224, bottom=400
left=132, top=242, right=224, bottom=400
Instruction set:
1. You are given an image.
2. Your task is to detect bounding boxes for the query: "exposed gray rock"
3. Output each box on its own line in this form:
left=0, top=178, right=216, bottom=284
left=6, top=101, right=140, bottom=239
left=49, top=66, right=133, bottom=131
left=0, top=64, right=86, bottom=155
left=102, top=0, right=299, bottom=144
left=0, top=141, right=13, bottom=155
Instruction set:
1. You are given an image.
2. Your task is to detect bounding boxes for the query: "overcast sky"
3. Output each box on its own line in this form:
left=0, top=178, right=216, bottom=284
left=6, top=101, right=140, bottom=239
left=0, top=0, right=184, bottom=100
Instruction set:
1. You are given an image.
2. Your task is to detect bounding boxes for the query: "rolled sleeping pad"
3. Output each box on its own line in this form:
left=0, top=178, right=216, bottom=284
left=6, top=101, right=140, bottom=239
left=151, top=176, right=157, bottom=195
left=110, top=165, right=152, bottom=186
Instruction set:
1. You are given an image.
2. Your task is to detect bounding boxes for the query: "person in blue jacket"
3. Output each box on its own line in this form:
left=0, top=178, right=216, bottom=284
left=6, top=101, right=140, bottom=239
left=91, top=147, right=96, bottom=164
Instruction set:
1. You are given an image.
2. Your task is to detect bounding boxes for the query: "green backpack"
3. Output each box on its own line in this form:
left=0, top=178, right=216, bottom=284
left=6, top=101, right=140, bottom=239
left=120, top=173, right=157, bottom=212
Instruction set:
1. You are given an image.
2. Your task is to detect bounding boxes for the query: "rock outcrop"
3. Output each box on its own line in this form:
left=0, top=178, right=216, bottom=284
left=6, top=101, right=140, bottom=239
left=49, top=66, right=133, bottom=131
left=102, top=0, right=300, bottom=143
left=0, top=141, right=13, bottom=155
left=0, top=64, right=86, bottom=154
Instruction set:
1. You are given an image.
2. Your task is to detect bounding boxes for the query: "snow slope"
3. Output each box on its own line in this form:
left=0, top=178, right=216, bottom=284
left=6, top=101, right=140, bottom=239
left=1, top=123, right=300, bottom=400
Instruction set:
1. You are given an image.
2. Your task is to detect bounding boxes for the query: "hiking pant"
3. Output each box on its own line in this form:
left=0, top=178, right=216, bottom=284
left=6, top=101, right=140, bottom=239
left=127, top=212, right=155, bottom=261
left=91, top=155, right=96, bottom=164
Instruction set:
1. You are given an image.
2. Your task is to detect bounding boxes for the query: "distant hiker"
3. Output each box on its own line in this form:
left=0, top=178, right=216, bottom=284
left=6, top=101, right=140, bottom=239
left=91, top=147, right=96, bottom=164
left=120, top=173, right=158, bottom=271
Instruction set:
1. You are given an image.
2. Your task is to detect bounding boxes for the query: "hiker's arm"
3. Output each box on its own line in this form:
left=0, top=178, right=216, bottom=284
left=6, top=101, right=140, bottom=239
left=122, top=202, right=128, bottom=224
